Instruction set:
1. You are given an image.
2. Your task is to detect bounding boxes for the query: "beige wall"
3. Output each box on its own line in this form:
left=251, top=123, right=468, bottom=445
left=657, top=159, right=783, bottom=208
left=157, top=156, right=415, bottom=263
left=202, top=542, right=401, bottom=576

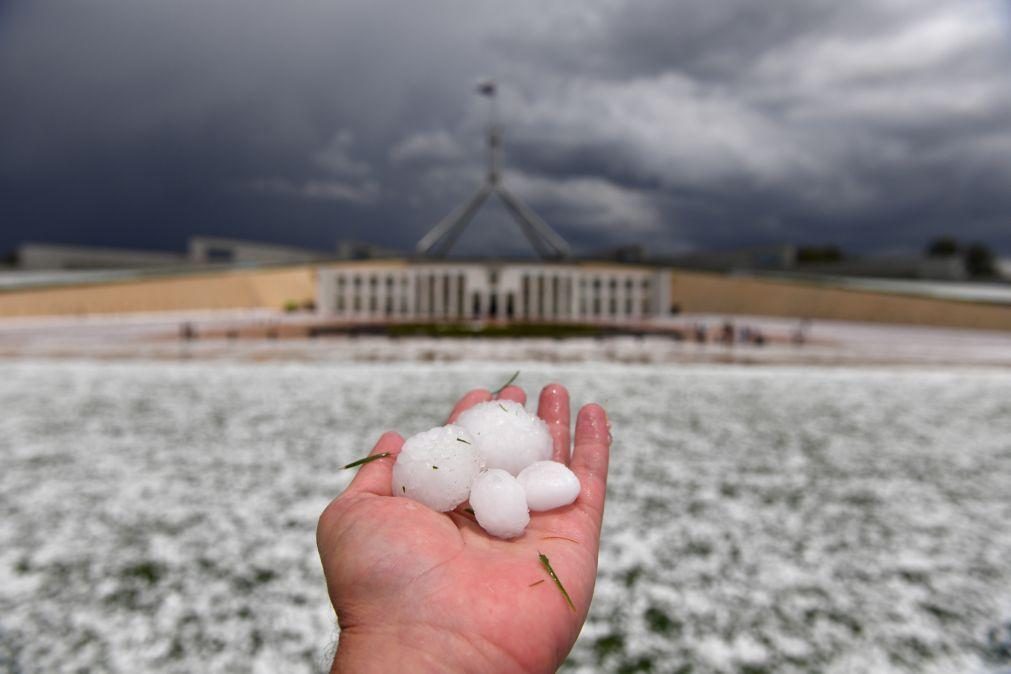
left=670, top=271, right=1011, bottom=331
left=0, top=267, right=316, bottom=317
left=0, top=262, right=1007, bottom=332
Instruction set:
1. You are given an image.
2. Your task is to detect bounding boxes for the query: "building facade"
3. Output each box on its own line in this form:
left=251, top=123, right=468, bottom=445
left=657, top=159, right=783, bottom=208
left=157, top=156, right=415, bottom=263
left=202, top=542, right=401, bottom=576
left=317, top=261, right=672, bottom=323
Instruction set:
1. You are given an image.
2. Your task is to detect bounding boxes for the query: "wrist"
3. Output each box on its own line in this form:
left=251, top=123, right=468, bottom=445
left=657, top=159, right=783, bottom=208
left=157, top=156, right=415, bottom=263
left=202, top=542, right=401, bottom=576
left=331, top=624, right=528, bottom=674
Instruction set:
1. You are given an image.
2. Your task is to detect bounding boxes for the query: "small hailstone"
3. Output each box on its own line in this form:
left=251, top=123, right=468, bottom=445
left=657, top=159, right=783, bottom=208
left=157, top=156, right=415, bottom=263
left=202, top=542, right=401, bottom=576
left=392, top=425, right=483, bottom=512
left=517, top=461, right=581, bottom=511
left=469, top=469, right=530, bottom=539
left=456, top=400, right=553, bottom=475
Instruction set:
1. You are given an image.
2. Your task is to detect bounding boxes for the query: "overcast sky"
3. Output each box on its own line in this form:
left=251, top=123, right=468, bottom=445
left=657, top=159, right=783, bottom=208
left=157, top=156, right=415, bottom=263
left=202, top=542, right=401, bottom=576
left=1, top=0, right=1010, bottom=258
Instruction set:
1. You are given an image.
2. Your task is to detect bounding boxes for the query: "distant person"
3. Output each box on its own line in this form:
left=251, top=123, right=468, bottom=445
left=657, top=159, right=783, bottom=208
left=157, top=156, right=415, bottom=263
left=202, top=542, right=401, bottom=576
left=694, top=323, right=707, bottom=343
left=792, top=319, right=811, bottom=346
left=316, top=384, right=611, bottom=673
left=720, top=320, right=735, bottom=345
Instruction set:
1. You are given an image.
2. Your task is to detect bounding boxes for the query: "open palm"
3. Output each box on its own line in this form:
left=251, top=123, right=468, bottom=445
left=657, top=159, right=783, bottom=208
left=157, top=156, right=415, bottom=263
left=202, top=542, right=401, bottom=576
left=317, top=383, right=611, bottom=673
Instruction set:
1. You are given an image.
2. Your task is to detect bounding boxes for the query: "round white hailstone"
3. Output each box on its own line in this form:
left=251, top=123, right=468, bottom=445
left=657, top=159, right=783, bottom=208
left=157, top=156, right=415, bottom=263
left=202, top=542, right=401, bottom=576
left=469, top=469, right=530, bottom=539
left=456, top=400, right=553, bottom=475
left=392, top=425, right=483, bottom=512
left=516, top=461, right=581, bottom=512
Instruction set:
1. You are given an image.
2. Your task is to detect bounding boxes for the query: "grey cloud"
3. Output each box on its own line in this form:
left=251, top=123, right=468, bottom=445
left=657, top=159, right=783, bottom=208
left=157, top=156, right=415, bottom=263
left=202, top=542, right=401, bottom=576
left=0, top=0, right=1009, bottom=258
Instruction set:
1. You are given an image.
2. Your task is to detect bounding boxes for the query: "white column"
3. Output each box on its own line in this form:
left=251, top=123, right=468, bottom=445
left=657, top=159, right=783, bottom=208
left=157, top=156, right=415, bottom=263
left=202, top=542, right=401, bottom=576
left=376, top=274, right=387, bottom=318
left=448, top=273, right=458, bottom=319
left=599, top=277, right=606, bottom=319
left=570, top=272, right=578, bottom=317
left=417, top=273, right=428, bottom=316
left=543, top=274, right=555, bottom=320
left=630, top=277, right=640, bottom=321
left=610, top=278, right=618, bottom=323
left=559, top=274, right=570, bottom=319
left=525, top=272, right=533, bottom=317
left=433, top=273, right=444, bottom=317
left=317, top=270, right=335, bottom=315
left=530, top=275, right=539, bottom=319
left=655, top=270, right=671, bottom=320
left=572, top=273, right=582, bottom=318
left=404, top=273, right=414, bottom=318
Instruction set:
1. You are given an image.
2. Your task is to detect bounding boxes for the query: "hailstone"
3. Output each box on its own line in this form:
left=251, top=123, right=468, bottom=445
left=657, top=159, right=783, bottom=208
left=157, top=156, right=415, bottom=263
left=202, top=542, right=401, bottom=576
left=517, top=461, right=581, bottom=511
left=392, top=424, right=483, bottom=512
left=456, top=400, right=553, bottom=475
left=469, top=469, right=530, bottom=539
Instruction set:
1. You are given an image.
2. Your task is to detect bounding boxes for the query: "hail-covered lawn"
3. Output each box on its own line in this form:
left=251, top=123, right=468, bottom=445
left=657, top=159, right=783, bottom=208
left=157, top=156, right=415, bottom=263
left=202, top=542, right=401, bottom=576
left=1, top=360, right=1010, bottom=673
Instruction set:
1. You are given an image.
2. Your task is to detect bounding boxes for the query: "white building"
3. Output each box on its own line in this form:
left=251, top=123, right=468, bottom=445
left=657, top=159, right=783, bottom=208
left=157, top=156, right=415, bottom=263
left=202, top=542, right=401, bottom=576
left=317, top=261, right=672, bottom=323
left=188, top=236, right=329, bottom=265
left=16, top=243, right=183, bottom=270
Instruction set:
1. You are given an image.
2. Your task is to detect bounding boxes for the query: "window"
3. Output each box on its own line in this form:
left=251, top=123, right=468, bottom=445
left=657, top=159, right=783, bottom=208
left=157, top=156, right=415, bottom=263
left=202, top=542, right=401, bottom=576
left=522, top=276, right=530, bottom=317
left=427, top=275, right=435, bottom=316
left=443, top=273, right=451, bottom=316
left=551, top=276, right=560, bottom=318
left=537, top=276, right=545, bottom=318
left=206, top=247, right=234, bottom=262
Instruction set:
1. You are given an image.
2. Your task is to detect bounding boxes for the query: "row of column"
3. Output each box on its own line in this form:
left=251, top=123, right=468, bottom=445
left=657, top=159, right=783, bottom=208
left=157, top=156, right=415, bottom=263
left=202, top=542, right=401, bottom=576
left=332, top=271, right=470, bottom=319
left=323, top=268, right=657, bottom=321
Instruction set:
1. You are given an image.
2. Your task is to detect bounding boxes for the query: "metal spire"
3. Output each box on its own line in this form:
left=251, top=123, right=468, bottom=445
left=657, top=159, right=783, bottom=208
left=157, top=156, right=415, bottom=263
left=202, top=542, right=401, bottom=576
left=415, top=81, right=571, bottom=260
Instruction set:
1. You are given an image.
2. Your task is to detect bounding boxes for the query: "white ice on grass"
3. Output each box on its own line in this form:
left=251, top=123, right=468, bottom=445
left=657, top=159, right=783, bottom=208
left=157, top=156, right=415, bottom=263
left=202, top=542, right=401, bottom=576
left=469, top=469, right=530, bottom=539
left=455, top=399, right=552, bottom=475
left=517, top=461, right=581, bottom=511
left=3, top=360, right=1011, bottom=673
left=392, top=425, right=482, bottom=512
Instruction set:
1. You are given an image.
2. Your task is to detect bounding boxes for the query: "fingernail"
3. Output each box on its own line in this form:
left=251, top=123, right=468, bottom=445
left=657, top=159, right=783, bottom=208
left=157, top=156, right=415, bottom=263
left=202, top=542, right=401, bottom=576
left=577, top=404, right=609, bottom=441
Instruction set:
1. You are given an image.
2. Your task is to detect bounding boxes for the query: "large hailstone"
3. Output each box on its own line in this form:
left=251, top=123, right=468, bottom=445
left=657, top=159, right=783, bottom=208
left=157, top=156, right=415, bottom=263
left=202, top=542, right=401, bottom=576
left=392, top=425, right=483, bottom=512
left=517, top=461, right=581, bottom=511
left=469, top=469, right=530, bottom=539
left=456, top=400, right=553, bottom=475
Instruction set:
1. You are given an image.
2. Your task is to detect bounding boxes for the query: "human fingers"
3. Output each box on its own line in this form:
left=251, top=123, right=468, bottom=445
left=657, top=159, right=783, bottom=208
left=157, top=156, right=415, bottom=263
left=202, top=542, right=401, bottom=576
left=569, top=404, right=611, bottom=534
left=341, top=431, right=404, bottom=497
left=537, top=383, right=571, bottom=464
left=446, top=388, right=493, bottom=423
left=495, top=385, right=526, bottom=406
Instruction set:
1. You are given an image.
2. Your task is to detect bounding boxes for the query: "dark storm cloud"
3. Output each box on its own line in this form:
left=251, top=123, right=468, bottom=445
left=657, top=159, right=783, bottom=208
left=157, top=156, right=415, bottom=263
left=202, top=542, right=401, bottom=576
left=1, top=0, right=1009, bottom=258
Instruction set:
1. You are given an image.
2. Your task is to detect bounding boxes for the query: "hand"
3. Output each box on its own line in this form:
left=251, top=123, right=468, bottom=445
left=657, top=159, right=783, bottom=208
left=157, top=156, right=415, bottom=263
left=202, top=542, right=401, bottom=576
left=316, top=383, right=611, bottom=673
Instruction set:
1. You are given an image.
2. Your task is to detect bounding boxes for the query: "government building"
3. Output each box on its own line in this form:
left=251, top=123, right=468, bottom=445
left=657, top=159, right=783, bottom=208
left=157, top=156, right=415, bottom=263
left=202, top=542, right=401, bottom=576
left=316, top=261, right=673, bottom=324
